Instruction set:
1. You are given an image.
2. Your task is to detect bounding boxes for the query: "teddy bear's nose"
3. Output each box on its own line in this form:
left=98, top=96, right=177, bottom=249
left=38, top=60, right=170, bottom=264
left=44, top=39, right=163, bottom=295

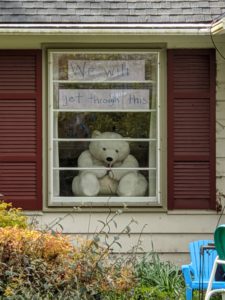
left=106, top=157, right=113, bottom=162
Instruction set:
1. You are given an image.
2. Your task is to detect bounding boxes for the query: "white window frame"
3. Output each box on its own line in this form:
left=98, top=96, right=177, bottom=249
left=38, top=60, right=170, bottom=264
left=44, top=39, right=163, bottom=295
left=47, top=49, right=161, bottom=207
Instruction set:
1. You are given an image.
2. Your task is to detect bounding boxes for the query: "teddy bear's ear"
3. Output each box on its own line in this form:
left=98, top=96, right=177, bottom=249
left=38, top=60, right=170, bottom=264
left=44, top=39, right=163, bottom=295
left=92, top=130, right=101, bottom=138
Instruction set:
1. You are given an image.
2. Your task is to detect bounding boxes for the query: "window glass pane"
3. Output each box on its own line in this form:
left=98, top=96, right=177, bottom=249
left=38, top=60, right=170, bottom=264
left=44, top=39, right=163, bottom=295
left=57, top=112, right=155, bottom=139
left=52, top=52, right=157, bottom=111
left=54, top=170, right=154, bottom=197
left=53, top=139, right=156, bottom=198
left=149, top=170, right=156, bottom=197
left=50, top=51, right=159, bottom=203
left=53, top=52, right=158, bottom=81
left=53, top=141, right=156, bottom=168
left=53, top=83, right=156, bottom=110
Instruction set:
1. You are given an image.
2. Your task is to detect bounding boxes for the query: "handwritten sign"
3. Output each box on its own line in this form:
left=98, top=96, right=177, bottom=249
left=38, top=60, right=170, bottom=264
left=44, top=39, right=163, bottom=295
left=59, top=89, right=150, bottom=110
left=68, top=60, right=145, bottom=81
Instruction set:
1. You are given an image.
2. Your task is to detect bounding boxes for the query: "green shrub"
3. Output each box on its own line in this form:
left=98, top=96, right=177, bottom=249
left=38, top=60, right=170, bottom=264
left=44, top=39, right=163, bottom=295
left=193, top=291, right=221, bottom=300
left=132, top=285, right=177, bottom=300
left=0, top=201, right=27, bottom=228
left=134, top=252, right=185, bottom=300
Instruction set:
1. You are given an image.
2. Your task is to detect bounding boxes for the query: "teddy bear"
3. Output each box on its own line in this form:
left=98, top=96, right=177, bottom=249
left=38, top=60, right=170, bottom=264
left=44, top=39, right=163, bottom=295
left=72, top=130, right=148, bottom=197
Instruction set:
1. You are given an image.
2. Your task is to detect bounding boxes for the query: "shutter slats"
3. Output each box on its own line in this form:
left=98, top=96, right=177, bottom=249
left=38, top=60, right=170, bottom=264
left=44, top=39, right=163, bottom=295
left=174, top=162, right=210, bottom=202
left=0, top=98, right=36, bottom=153
left=0, top=59, right=36, bottom=88
left=173, top=56, right=210, bottom=91
left=168, top=49, right=215, bottom=210
left=0, top=162, right=37, bottom=200
left=0, top=51, right=42, bottom=210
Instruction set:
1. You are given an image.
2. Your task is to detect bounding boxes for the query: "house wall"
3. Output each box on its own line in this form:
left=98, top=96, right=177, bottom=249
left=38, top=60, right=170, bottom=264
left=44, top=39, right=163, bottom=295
left=0, top=33, right=225, bottom=265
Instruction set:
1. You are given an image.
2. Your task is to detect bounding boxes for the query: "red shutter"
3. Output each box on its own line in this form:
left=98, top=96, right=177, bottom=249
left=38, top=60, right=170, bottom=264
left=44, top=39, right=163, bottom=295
left=168, top=49, right=216, bottom=210
left=0, top=50, right=42, bottom=210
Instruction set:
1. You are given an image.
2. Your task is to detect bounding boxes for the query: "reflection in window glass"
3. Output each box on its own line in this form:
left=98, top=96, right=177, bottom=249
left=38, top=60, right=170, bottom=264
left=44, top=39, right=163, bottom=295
left=57, top=112, right=154, bottom=139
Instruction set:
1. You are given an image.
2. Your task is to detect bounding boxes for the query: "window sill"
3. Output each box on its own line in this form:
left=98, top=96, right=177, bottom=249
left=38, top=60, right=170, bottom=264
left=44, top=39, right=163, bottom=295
left=48, top=196, right=159, bottom=207
left=167, top=210, right=219, bottom=215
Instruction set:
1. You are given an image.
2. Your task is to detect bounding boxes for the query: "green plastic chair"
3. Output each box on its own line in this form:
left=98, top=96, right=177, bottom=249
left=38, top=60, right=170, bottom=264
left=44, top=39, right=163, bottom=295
left=205, top=225, right=225, bottom=300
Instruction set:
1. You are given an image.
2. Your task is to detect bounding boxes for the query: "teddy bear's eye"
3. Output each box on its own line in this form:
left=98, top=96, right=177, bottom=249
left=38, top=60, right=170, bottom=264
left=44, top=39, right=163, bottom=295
left=102, top=147, right=106, bottom=151
left=115, top=149, right=119, bottom=153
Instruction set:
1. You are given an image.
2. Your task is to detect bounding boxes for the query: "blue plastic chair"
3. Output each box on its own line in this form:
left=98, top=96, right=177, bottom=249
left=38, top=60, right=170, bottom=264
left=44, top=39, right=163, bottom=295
left=182, top=240, right=225, bottom=300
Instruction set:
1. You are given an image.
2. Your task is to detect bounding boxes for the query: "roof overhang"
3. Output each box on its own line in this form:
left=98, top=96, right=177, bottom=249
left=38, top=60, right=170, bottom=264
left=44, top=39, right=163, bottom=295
left=211, top=18, right=225, bottom=35
left=0, top=23, right=211, bottom=35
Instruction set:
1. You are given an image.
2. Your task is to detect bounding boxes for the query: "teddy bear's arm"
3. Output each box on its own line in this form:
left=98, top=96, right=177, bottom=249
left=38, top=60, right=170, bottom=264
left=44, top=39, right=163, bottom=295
left=109, top=154, right=139, bottom=181
left=78, top=150, right=107, bottom=178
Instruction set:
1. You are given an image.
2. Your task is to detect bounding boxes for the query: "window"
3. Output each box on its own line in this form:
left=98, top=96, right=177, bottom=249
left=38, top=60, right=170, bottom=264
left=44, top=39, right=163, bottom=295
left=48, top=50, right=160, bottom=206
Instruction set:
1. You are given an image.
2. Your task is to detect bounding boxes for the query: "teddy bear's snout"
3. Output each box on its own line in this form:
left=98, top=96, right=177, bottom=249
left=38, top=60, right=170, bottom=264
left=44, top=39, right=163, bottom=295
left=106, top=157, right=113, bottom=162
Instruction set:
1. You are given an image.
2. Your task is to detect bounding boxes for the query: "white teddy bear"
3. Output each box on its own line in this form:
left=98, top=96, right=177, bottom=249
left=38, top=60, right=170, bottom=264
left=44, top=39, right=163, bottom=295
left=72, top=130, right=148, bottom=197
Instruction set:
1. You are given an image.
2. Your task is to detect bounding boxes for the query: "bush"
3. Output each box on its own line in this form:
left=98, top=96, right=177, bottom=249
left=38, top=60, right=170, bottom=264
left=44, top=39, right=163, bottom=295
left=0, top=201, right=27, bottom=228
left=0, top=226, right=135, bottom=299
left=193, top=291, right=221, bottom=300
left=0, top=202, right=136, bottom=299
left=133, top=252, right=185, bottom=300
left=1, top=201, right=212, bottom=299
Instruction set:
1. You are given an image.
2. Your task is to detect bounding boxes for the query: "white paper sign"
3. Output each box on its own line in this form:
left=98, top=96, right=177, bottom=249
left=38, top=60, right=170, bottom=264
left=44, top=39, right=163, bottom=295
left=59, top=89, right=149, bottom=110
left=68, top=60, right=145, bottom=81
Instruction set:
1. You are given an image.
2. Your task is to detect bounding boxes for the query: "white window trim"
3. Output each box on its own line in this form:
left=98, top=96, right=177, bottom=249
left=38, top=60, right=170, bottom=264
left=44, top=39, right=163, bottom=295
left=47, top=49, right=161, bottom=207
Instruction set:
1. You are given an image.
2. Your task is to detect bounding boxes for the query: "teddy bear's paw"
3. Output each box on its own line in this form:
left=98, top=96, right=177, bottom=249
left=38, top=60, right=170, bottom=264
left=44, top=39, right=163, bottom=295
left=117, top=173, right=148, bottom=196
left=72, top=173, right=100, bottom=196
left=95, top=168, right=107, bottom=178
left=81, top=173, right=100, bottom=196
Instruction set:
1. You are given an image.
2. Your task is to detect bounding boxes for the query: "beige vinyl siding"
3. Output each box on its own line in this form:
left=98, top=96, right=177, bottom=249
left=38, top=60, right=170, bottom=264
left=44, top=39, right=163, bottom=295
left=216, top=48, right=225, bottom=197
left=32, top=211, right=222, bottom=264
left=31, top=212, right=221, bottom=234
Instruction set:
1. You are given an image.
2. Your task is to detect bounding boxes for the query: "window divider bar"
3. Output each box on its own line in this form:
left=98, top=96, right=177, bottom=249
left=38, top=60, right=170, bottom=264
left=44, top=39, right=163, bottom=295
left=53, top=138, right=157, bottom=142
left=53, top=167, right=155, bottom=170
left=53, top=109, right=157, bottom=112
left=53, top=80, right=156, bottom=84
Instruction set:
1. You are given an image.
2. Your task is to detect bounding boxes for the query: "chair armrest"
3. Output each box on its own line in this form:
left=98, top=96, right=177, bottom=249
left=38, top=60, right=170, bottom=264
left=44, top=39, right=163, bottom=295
left=182, top=264, right=193, bottom=287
